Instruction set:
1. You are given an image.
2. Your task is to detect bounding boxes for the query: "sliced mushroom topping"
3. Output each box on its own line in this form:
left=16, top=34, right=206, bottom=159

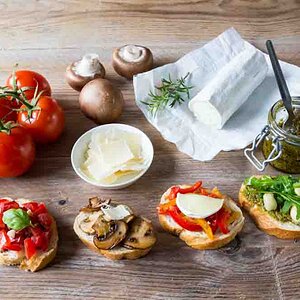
left=80, top=197, right=111, bottom=213
left=93, top=220, right=128, bottom=250
left=79, top=211, right=102, bottom=235
left=123, top=214, right=135, bottom=224
left=92, top=215, right=111, bottom=237
left=123, top=217, right=156, bottom=250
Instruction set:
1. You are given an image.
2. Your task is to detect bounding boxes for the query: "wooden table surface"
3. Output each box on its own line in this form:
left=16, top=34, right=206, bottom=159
left=1, top=1, right=300, bottom=299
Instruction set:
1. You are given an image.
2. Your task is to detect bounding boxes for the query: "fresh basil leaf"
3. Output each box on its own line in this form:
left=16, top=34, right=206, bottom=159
left=281, top=201, right=293, bottom=214
left=3, top=208, right=31, bottom=230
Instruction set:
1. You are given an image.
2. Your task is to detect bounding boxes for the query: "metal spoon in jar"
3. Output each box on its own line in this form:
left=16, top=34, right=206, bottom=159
left=266, top=40, right=296, bottom=132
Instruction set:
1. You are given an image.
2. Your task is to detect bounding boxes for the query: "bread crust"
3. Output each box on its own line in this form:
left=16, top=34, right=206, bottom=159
left=158, top=186, right=245, bottom=250
left=239, top=180, right=300, bottom=239
left=0, top=198, right=58, bottom=271
left=73, top=209, right=154, bottom=260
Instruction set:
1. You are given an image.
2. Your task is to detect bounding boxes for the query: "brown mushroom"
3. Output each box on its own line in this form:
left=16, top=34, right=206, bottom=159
left=80, top=197, right=111, bottom=213
left=79, top=78, right=124, bottom=124
left=79, top=211, right=103, bottom=234
left=112, top=45, right=153, bottom=79
left=65, top=53, right=105, bottom=92
left=123, top=217, right=156, bottom=249
left=93, top=220, right=128, bottom=250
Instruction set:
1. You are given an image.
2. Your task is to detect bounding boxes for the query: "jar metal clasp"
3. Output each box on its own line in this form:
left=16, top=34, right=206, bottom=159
left=244, top=125, right=282, bottom=171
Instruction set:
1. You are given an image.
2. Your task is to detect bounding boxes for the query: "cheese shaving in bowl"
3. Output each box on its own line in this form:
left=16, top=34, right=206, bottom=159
left=81, top=128, right=149, bottom=184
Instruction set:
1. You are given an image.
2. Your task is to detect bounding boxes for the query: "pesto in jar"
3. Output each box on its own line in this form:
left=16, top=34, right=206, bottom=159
left=262, top=138, right=300, bottom=173
left=262, top=99, right=300, bottom=174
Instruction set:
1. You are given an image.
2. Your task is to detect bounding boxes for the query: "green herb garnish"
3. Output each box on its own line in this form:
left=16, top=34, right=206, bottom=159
left=245, top=175, right=300, bottom=219
left=141, top=73, right=193, bottom=116
left=3, top=208, right=31, bottom=230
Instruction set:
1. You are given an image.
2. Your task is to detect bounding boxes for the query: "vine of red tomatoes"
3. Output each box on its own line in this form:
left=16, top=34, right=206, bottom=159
left=0, top=70, right=65, bottom=177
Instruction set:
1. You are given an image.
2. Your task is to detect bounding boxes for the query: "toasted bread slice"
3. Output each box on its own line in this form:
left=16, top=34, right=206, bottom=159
left=239, top=180, right=300, bottom=239
left=158, top=186, right=244, bottom=250
left=0, top=198, right=58, bottom=272
left=74, top=208, right=154, bottom=260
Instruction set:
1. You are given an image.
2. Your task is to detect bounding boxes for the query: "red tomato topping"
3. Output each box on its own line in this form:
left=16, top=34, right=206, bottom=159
left=24, top=238, right=37, bottom=259
left=0, top=199, right=19, bottom=213
left=0, top=200, right=51, bottom=254
left=0, top=213, right=5, bottom=229
left=37, top=213, right=52, bottom=228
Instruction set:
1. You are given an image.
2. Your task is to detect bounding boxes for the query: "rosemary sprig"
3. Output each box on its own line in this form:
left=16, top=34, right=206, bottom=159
left=141, top=73, right=193, bottom=116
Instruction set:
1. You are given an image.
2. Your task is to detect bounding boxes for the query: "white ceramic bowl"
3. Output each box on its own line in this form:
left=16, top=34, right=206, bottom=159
left=71, top=124, right=154, bottom=189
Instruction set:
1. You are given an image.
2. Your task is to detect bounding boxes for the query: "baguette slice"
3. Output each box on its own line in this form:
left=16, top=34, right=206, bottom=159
left=239, top=179, right=300, bottom=239
left=0, top=198, right=58, bottom=272
left=158, top=186, right=244, bottom=250
left=73, top=210, right=153, bottom=260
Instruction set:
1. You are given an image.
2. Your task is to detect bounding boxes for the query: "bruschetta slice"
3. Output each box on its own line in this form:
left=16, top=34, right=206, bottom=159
left=0, top=198, right=58, bottom=271
left=157, top=181, right=244, bottom=250
left=74, top=197, right=156, bottom=260
left=239, top=175, right=300, bottom=239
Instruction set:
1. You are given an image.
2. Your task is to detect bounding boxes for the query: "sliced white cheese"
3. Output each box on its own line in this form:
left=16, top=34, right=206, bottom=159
left=101, top=204, right=132, bottom=220
left=100, top=139, right=134, bottom=167
left=188, top=47, right=268, bottom=129
left=81, top=129, right=147, bottom=184
left=176, top=193, right=224, bottom=219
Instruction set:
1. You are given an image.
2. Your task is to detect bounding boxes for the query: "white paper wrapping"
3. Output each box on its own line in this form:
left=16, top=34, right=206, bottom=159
left=133, top=28, right=300, bottom=161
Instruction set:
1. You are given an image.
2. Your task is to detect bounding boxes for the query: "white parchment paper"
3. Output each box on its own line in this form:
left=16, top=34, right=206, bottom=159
left=133, top=28, right=300, bottom=161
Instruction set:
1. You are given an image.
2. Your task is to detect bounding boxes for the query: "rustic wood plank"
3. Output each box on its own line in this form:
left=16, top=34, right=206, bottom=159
left=0, top=0, right=300, bottom=299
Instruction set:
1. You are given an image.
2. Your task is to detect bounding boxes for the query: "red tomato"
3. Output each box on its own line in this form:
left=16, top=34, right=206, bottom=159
left=38, top=213, right=52, bottom=228
left=22, top=202, right=39, bottom=213
left=0, top=230, right=10, bottom=250
left=34, top=203, right=48, bottom=215
left=18, top=96, right=64, bottom=144
left=3, top=243, right=22, bottom=251
left=0, top=126, right=36, bottom=177
left=0, top=213, right=5, bottom=229
left=0, top=98, right=17, bottom=122
left=24, top=237, right=36, bottom=259
left=0, top=199, right=19, bottom=213
left=6, top=70, right=51, bottom=101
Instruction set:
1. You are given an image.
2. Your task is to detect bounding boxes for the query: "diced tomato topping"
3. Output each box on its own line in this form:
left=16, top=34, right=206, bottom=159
left=24, top=238, right=37, bottom=259
left=0, top=230, right=10, bottom=249
left=0, top=201, right=51, bottom=254
left=0, top=200, right=19, bottom=213
left=37, top=213, right=52, bottom=228
left=22, top=202, right=39, bottom=213
left=0, top=213, right=5, bottom=229
left=3, top=243, right=22, bottom=251
left=34, top=203, right=48, bottom=215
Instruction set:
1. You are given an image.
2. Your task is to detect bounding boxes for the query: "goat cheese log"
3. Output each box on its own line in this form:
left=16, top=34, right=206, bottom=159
left=188, top=47, right=268, bottom=129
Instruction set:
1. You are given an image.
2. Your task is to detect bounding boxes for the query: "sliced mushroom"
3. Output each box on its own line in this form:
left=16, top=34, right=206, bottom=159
left=123, top=217, right=156, bottom=250
left=65, top=53, right=105, bottom=92
left=80, top=197, right=111, bottom=213
left=93, top=220, right=128, bottom=250
left=112, top=45, right=153, bottom=79
left=123, top=214, right=135, bottom=223
left=79, top=211, right=103, bottom=234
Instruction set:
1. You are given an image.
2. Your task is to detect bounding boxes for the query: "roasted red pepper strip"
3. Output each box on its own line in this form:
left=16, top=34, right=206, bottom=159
left=216, top=208, right=231, bottom=234
left=169, top=181, right=202, bottom=200
left=168, top=206, right=203, bottom=231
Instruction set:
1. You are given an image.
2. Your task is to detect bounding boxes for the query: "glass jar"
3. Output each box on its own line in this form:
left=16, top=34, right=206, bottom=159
left=244, top=97, right=300, bottom=173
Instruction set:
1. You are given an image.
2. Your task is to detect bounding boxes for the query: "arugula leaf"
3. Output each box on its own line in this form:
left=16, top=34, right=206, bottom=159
left=245, top=175, right=300, bottom=218
left=3, top=208, right=31, bottom=230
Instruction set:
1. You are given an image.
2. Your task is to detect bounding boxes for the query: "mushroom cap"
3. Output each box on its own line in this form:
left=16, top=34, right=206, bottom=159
left=112, top=45, right=153, bottom=79
left=123, top=217, right=156, bottom=249
left=79, top=78, right=124, bottom=124
left=65, top=61, right=105, bottom=92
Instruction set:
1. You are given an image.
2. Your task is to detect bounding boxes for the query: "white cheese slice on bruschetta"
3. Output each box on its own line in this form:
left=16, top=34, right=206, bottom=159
left=176, top=193, right=224, bottom=218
